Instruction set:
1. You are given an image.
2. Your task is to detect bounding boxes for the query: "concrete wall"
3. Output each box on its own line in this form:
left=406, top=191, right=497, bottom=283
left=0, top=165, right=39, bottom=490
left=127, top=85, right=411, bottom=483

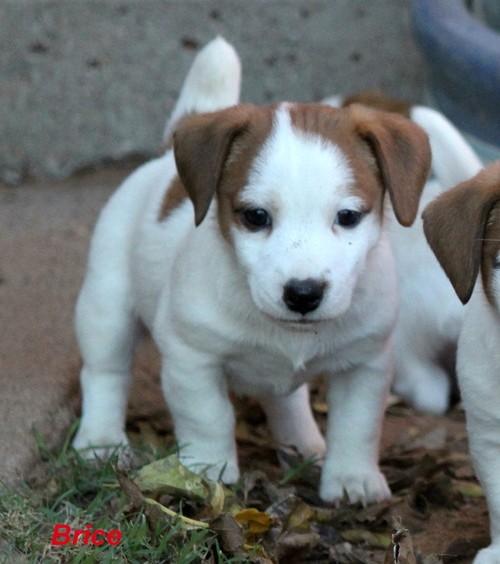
left=0, top=0, right=424, bottom=184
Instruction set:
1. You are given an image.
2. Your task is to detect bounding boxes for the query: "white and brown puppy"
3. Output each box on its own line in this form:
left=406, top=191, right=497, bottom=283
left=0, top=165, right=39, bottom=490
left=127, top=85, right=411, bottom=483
left=423, top=163, right=500, bottom=563
left=324, top=92, right=483, bottom=414
left=72, top=38, right=431, bottom=505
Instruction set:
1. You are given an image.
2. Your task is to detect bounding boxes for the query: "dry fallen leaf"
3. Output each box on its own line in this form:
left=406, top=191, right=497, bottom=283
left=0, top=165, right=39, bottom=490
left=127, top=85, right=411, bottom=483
left=235, top=507, right=272, bottom=535
left=285, top=500, right=315, bottom=532
left=274, top=531, right=320, bottom=558
left=207, top=481, right=226, bottom=518
left=117, top=469, right=208, bottom=530
left=211, top=513, right=244, bottom=554
left=342, top=529, right=391, bottom=549
left=134, top=455, right=209, bottom=501
left=454, top=480, right=484, bottom=498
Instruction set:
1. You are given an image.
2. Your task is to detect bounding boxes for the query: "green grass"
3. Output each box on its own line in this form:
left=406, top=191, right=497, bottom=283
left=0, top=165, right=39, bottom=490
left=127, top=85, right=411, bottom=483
left=0, top=424, right=250, bottom=563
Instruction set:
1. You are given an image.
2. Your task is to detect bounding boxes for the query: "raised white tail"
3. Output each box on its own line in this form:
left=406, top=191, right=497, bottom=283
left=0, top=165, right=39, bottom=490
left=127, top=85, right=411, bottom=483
left=410, top=106, right=483, bottom=188
left=162, top=36, right=241, bottom=144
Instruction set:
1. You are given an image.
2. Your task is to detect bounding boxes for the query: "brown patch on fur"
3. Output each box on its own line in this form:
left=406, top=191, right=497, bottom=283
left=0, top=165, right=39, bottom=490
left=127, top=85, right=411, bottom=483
left=350, top=103, right=430, bottom=226
left=289, top=103, right=383, bottom=218
left=342, top=90, right=411, bottom=118
left=290, top=102, right=431, bottom=226
left=217, top=107, right=274, bottom=240
left=423, top=162, right=500, bottom=305
left=173, top=104, right=274, bottom=240
left=158, top=176, right=188, bottom=221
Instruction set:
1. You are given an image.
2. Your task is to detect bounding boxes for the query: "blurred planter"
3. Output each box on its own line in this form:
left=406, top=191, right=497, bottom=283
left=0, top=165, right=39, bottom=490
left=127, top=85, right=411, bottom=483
left=411, top=0, right=500, bottom=162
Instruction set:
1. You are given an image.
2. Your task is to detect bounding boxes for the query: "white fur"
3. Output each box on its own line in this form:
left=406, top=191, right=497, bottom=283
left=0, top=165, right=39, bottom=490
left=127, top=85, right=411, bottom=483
left=322, top=94, right=484, bottom=413
left=458, top=267, right=500, bottom=564
left=73, top=38, right=401, bottom=506
left=162, top=36, right=241, bottom=143
left=411, top=106, right=483, bottom=188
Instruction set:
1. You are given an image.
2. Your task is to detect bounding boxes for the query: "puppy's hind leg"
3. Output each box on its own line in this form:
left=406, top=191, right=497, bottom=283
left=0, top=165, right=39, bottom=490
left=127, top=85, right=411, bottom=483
left=72, top=270, right=137, bottom=461
left=260, top=384, right=326, bottom=460
left=393, top=357, right=450, bottom=415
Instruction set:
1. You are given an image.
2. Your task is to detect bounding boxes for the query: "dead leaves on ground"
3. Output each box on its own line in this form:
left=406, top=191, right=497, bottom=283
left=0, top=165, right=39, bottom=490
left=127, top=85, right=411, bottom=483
left=115, top=400, right=489, bottom=563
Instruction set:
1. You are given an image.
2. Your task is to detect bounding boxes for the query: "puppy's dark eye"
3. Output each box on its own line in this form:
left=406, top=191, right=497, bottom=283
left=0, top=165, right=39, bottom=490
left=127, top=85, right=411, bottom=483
left=241, top=208, right=272, bottom=231
left=494, top=256, right=500, bottom=269
left=336, top=209, right=363, bottom=228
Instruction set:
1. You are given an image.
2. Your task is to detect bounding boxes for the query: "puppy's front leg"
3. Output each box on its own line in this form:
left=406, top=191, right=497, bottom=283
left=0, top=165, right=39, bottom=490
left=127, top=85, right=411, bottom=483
left=320, top=347, right=392, bottom=505
left=161, top=342, right=238, bottom=484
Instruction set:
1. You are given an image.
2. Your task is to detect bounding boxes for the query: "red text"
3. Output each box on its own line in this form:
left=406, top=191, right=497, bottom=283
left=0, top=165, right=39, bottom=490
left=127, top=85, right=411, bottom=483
left=51, top=523, right=122, bottom=547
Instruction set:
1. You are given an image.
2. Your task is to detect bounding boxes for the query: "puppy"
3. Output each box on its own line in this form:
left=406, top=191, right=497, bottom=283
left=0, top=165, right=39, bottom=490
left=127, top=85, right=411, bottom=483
left=72, top=38, right=431, bottom=505
left=423, top=163, right=500, bottom=563
left=323, top=92, right=483, bottom=413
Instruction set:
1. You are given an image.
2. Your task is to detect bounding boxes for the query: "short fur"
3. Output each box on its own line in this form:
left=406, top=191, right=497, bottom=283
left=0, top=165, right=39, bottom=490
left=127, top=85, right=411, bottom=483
left=73, top=38, right=431, bottom=506
left=423, top=163, right=500, bottom=564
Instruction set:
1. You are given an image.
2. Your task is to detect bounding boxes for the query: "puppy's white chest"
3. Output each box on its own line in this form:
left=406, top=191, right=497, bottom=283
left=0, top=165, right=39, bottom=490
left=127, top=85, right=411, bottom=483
left=225, top=342, right=324, bottom=396
left=223, top=325, right=371, bottom=396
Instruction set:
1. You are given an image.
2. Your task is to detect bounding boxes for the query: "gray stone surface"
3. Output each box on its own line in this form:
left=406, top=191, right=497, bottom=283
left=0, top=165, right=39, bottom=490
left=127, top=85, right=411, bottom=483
left=0, top=0, right=424, bottom=183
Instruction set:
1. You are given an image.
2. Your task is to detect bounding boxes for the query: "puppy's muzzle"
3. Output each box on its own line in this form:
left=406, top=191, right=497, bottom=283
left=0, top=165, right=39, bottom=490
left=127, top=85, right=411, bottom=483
left=283, top=278, right=326, bottom=315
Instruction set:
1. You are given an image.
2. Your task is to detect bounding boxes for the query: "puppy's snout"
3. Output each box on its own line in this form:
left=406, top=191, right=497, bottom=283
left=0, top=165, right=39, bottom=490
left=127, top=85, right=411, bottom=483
left=283, top=278, right=326, bottom=315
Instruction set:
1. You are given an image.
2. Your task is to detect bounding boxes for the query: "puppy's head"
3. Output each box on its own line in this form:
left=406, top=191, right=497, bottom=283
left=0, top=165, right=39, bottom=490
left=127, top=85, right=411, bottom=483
left=174, top=103, right=430, bottom=325
left=423, top=163, right=500, bottom=309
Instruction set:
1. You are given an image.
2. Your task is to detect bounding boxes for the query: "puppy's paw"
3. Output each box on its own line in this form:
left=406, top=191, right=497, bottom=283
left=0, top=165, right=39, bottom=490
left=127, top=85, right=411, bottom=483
left=411, top=385, right=449, bottom=415
left=394, top=372, right=450, bottom=415
left=72, top=428, right=132, bottom=466
left=474, top=546, right=500, bottom=564
left=297, top=434, right=327, bottom=461
left=319, top=465, right=391, bottom=506
left=179, top=453, right=240, bottom=484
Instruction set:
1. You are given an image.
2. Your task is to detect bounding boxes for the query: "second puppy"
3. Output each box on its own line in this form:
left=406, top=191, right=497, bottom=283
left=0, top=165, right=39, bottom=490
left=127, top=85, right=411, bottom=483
left=424, top=163, right=500, bottom=563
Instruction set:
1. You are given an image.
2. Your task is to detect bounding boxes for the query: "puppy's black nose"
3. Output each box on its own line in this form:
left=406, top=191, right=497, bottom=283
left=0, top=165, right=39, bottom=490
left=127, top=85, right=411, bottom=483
left=283, top=278, right=326, bottom=315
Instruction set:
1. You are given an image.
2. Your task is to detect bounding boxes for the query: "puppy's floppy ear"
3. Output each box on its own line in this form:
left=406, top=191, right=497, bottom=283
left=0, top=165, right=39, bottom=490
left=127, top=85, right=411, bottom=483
left=423, top=164, right=500, bottom=304
left=349, top=104, right=431, bottom=227
left=173, top=106, right=251, bottom=226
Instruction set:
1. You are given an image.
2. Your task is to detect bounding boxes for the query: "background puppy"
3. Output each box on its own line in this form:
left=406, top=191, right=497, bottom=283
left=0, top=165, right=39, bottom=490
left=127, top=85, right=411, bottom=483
left=72, top=38, right=431, bottom=506
left=324, top=92, right=483, bottom=414
left=423, top=163, right=500, bottom=563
